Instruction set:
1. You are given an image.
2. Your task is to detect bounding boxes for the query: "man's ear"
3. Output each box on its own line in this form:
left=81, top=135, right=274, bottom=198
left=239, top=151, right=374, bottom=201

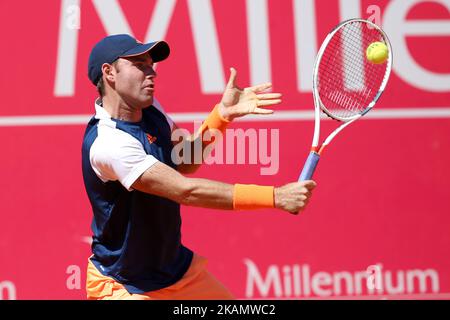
left=101, top=63, right=115, bottom=83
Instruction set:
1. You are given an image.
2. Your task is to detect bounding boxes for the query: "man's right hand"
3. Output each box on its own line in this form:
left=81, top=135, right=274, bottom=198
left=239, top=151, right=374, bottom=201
left=274, top=181, right=317, bottom=214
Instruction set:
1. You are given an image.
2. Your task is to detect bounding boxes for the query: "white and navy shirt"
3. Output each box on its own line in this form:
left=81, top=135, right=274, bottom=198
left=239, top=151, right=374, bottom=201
left=81, top=99, right=193, bottom=294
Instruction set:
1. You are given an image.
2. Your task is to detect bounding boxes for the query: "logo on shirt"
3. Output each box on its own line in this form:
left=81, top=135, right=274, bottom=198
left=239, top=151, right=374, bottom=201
left=146, top=133, right=157, bottom=144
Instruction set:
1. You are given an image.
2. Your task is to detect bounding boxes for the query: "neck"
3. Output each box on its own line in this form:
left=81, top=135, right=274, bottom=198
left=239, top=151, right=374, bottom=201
left=102, top=92, right=143, bottom=122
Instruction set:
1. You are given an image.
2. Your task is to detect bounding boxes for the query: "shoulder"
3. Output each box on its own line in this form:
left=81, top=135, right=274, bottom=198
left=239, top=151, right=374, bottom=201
left=88, top=120, right=159, bottom=188
left=90, top=120, right=145, bottom=161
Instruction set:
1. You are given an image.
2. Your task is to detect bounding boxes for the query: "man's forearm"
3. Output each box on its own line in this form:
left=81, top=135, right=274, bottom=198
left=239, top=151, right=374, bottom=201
left=182, top=178, right=276, bottom=211
left=175, top=105, right=229, bottom=174
left=134, top=162, right=276, bottom=212
left=176, top=135, right=216, bottom=174
left=181, top=177, right=234, bottom=210
left=133, top=161, right=234, bottom=210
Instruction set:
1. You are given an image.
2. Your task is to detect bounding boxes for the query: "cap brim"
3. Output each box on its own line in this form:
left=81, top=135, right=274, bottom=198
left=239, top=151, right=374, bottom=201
left=120, top=41, right=170, bottom=62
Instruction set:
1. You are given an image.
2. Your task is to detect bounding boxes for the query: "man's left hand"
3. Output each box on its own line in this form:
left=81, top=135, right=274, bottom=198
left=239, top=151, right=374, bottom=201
left=218, top=68, right=282, bottom=121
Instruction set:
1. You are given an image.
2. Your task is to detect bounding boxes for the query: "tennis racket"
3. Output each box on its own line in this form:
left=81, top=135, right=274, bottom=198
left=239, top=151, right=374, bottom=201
left=299, top=18, right=393, bottom=181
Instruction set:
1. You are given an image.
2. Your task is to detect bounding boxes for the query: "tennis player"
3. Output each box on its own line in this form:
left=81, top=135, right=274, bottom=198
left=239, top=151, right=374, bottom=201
left=82, top=34, right=316, bottom=300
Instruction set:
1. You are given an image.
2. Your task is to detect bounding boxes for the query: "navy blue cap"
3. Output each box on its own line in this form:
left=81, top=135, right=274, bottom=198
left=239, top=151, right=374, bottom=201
left=88, top=34, right=170, bottom=85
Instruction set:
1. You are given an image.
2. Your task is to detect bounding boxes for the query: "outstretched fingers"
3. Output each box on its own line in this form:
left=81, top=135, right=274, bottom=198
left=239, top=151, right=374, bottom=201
left=256, top=99, right=282, bottom=107
left=248, top=82, right=272, bottom=93
left=251, top=99, right=282, bottom=114
left=250, top=94, right=282, bottom=114
left=227, top=67, right=237, bottom=88
left=256, top=93, right=282, bottom=100
left=252, top=107, right=275, bottom=115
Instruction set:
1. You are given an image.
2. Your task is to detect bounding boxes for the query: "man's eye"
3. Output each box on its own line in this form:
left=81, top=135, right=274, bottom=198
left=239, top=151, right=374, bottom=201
left=135, top=62, right=154, bottom=70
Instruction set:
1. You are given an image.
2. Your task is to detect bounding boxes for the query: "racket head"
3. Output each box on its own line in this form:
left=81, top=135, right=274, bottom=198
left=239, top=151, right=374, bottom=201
left=313, top=19, right=393, bottom=122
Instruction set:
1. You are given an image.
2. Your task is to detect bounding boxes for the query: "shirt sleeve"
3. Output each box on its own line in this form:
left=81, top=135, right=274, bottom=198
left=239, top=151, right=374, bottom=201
left=89, top=128, right=159, bottom=191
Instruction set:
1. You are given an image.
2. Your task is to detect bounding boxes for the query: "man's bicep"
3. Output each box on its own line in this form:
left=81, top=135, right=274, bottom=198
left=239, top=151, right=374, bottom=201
left=90, top=131, right=159, bottom=190
left=132, top=161, right=190, bottom=203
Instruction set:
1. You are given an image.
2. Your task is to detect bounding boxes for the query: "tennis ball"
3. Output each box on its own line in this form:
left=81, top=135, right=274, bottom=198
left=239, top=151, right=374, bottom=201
left=366, top=42, right=388, bottom=64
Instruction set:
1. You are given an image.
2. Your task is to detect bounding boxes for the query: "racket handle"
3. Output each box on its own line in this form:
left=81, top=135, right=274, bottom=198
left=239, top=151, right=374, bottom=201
left=298, top=152, right=320, bottom=181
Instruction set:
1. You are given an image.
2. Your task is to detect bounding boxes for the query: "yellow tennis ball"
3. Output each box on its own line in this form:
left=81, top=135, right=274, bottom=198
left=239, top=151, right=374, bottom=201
left=366, top=42, right=388, bottom=64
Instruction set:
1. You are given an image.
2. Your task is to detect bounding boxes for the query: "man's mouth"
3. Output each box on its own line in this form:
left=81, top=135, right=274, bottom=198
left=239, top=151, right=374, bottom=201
left=143, top=84, right=154, bottom=92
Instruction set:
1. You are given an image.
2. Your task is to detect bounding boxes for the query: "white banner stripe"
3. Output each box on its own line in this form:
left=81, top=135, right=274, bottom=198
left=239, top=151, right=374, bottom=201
left=0, top=108, right=450, bottom=127
left=0, top=115, right=91, bottom=127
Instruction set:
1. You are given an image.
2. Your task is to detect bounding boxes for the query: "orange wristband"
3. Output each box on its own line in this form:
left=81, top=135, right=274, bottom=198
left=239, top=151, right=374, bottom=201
left=199, top=104, right=230, bottom=135
left=233, top=184, right=275, bottom=210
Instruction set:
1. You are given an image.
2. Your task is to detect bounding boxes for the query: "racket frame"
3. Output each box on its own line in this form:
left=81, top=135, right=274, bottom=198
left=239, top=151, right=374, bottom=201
left=299, top=19, right=393, bottom=181
left=311, top=18, right=393, bottom=155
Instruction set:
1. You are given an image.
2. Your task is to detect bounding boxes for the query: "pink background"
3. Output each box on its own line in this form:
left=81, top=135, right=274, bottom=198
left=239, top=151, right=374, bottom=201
left=0, top=0, right=449, bottom=299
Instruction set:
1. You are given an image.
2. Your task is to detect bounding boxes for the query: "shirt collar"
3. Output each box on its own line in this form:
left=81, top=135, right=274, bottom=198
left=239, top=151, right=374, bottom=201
left=93, top=98, right=119, bottom=128
left=94, top=98, right=113, bottom=120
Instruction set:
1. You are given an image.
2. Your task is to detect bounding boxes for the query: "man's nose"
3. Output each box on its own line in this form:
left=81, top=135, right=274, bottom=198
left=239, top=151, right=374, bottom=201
left=146, top=67, right=157, bottom=78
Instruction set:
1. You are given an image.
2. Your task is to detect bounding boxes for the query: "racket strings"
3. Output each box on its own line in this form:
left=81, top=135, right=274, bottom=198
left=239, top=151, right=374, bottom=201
left=317, top=21, right=389, bottom=120
left=322, top=24, right=378, bottom=113
left=322, top=26, right=377, bottom=115
left=343, top=25, right=387, bottom=99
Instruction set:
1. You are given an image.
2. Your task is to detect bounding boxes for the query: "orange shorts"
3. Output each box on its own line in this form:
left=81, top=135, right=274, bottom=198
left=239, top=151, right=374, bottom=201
left=86, top=254, right=234, bottom=300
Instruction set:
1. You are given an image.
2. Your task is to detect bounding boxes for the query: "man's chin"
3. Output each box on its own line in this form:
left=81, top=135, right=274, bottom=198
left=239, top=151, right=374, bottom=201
left=140, top=96, right=153, bottom=108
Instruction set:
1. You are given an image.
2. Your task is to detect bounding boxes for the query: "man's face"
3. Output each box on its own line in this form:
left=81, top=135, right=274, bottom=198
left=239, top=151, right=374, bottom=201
left=113, top=53, right=156, bottom=108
